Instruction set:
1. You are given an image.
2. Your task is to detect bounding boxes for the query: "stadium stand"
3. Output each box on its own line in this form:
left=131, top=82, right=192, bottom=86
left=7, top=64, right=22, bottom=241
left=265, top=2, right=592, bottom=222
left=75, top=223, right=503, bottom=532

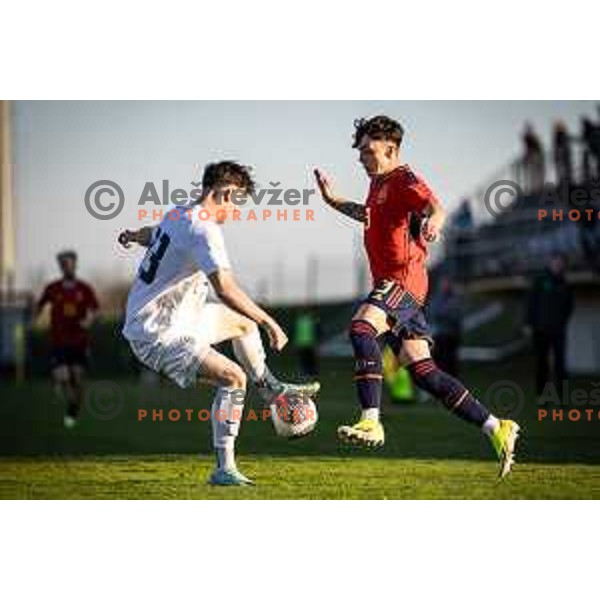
left=441, top=128, right=600, bottom=374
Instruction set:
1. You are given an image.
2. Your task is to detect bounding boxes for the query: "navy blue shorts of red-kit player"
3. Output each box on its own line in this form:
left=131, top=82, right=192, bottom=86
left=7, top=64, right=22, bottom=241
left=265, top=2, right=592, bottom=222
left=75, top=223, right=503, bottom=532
left=50, top=345, right=89, bottom=369
left=364, top=279, right=433, bottom=351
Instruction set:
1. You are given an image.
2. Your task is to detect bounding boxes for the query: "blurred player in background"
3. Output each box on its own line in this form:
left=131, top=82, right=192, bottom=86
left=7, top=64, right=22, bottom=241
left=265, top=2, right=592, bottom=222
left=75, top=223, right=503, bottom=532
left=119, top=161, right=319, bottom=486
left=293, top=310, right=320, bottom=376
left=315, top=115, right=520, bottom=477
left=525, top=253, right=574, bottom=398
left=35, top=250, right=99, bottom=428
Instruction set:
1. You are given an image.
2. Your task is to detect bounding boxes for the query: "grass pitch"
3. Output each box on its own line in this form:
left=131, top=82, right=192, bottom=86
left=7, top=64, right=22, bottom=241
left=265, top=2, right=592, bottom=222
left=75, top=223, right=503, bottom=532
left=1, top=357, right=600, bottom=499
left=3, top=456, right=600, bottom=499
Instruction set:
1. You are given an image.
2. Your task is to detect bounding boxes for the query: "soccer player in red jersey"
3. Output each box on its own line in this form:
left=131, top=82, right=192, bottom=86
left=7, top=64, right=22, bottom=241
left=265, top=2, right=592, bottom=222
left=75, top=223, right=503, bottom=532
left=315, top=115, right=520, bottom=477
left=35, top=250, right=99, bottom=428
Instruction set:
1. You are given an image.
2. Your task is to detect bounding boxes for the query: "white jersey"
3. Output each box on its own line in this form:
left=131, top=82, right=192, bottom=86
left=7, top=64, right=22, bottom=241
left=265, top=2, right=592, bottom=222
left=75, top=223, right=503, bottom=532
left=123, top=207, right=231, bottom=346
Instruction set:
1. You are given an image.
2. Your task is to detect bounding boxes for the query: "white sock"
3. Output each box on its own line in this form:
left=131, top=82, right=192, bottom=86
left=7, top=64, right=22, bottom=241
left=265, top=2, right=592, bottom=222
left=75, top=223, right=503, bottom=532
left=212, top=385, right=245, bottom=471
left=232, top=325, right=267, bottom=382
left=216, top=443, right=236, bottom=472
left=482, top=415, right=500, bottom=437
left=361, top=408, right=380, bottom=422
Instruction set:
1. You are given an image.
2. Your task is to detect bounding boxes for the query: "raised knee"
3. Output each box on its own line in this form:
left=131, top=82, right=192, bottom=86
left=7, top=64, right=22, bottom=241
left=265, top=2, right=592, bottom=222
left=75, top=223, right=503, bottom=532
left=238, top=316, right=257, bottom=337
left=245, top=319, right=259, bottom=336
left=223, top=364, right=247, bottom=390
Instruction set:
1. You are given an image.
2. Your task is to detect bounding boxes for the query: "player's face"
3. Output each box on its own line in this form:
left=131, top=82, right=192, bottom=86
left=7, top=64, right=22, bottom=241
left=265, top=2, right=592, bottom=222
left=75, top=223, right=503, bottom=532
left=213, top=184, right=246, bottom=223
left=357, top=135, right=398, bottom=176
left=59, top=257, right=76, bottom=278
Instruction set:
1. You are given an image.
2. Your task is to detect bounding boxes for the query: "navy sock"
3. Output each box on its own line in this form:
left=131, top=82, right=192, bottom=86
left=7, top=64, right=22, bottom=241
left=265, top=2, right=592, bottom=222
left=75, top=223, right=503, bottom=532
left=408, top=358, right=490, bottom=426
left=349, top=320, right=383, bottom=410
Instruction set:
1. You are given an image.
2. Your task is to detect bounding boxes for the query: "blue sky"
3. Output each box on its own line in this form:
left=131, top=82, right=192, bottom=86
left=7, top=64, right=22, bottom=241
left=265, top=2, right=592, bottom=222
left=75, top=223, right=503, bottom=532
left=13, top=100, right=597, bottom=301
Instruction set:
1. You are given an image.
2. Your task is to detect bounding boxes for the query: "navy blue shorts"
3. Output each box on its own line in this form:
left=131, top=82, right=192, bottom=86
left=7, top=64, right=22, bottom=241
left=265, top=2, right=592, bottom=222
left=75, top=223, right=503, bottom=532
left=50, top=346, right=89, bottom=369
left=364, top=280, right=433, bottom=351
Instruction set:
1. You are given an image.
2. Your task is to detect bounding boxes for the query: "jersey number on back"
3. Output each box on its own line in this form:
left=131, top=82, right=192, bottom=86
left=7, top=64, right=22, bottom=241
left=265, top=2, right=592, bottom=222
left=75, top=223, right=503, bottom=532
left=138, top=228, right=171, bottom=284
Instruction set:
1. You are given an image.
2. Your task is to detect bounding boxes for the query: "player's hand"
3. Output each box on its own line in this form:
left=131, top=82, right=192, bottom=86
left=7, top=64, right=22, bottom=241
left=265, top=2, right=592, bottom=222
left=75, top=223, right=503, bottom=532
left=118, top=230, right=135, bottom=249
left=314, top=168, right=338, bottom=205
left=263, top=320, right=288, bottom=352
left=421, top=213, right=445, bottom=243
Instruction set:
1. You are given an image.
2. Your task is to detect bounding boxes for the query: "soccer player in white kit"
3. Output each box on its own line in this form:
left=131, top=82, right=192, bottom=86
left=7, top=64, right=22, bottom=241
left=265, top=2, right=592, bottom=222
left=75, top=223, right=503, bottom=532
left=120, top=161, right=319, bottom=486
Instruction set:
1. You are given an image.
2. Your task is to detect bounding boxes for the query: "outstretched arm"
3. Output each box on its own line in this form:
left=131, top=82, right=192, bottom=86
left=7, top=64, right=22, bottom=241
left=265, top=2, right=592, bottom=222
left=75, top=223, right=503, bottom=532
left=118, top=226, right=156, bottom=248
left=314, top=168, right=366, bottom=223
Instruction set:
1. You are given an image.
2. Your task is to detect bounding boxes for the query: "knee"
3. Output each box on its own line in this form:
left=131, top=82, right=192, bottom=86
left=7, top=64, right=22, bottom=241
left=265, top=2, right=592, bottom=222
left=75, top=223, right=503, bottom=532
left=223, top=363, right=247, bottom=390
left=237, top=316, right=258, bottom=338
left=349, top=319, right=379, bottom=346
left=53, top=366, right=70, bottom=384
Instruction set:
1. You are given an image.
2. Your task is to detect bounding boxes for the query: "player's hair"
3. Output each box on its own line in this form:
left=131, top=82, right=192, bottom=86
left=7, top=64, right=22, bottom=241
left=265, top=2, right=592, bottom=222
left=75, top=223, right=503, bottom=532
left=202, top=161, right=256, bottom=195
left=352, top=115, right=404, bottom=148
left=57, top=250, right=77, bottom=261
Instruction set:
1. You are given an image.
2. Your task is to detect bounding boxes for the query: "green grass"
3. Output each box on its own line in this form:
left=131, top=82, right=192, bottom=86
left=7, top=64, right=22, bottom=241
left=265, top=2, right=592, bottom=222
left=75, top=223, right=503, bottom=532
left=1, top=356, right=600, bottom=498
left=3, top=455, right=600, bottom=499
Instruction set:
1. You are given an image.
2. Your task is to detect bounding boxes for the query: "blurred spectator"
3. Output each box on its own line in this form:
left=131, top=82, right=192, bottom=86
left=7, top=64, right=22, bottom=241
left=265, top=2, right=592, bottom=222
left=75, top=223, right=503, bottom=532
left=526, top=254, right=574, bottom=397
left=582, top=116, right=600, bottom=182
left=522, top=123, right=545, bottom=194
left=293, top=310, right=320, bottom=376
left=428, top=276, right=463, bottom=377
left=446, top=199, right=474, bottom=280
left=451, top=199, right=474, bottom=230
left=553, top=121, right=573, bottom=185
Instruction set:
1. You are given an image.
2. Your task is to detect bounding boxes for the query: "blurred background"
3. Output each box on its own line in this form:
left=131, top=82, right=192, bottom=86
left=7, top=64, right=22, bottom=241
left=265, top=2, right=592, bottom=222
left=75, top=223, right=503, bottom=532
left=1, top=100, right=600, bottom=474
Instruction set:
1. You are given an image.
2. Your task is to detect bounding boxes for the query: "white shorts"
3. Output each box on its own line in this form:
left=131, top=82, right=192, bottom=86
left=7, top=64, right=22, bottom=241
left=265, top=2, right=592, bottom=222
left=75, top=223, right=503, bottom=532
left=128, top=303, right=234, bottom=389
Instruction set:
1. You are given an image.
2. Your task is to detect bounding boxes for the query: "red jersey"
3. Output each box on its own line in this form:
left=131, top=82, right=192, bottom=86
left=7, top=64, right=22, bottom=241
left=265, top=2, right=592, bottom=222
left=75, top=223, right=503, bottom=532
left=37, top=279, right=99, bottom=348
left=364, top=165, right=437, bottom=304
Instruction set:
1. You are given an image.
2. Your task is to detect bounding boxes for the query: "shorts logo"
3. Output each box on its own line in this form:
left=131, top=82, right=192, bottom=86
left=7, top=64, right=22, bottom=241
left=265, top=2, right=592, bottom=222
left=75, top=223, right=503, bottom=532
left=370, top=280, right=405, bottom=309
left=371, top=280, right=395, bottom=301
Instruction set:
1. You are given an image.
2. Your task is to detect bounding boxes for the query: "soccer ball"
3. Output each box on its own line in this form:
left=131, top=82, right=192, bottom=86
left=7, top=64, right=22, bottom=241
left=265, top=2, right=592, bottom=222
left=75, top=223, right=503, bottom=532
left=270, top=394, right=318, bottom=439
